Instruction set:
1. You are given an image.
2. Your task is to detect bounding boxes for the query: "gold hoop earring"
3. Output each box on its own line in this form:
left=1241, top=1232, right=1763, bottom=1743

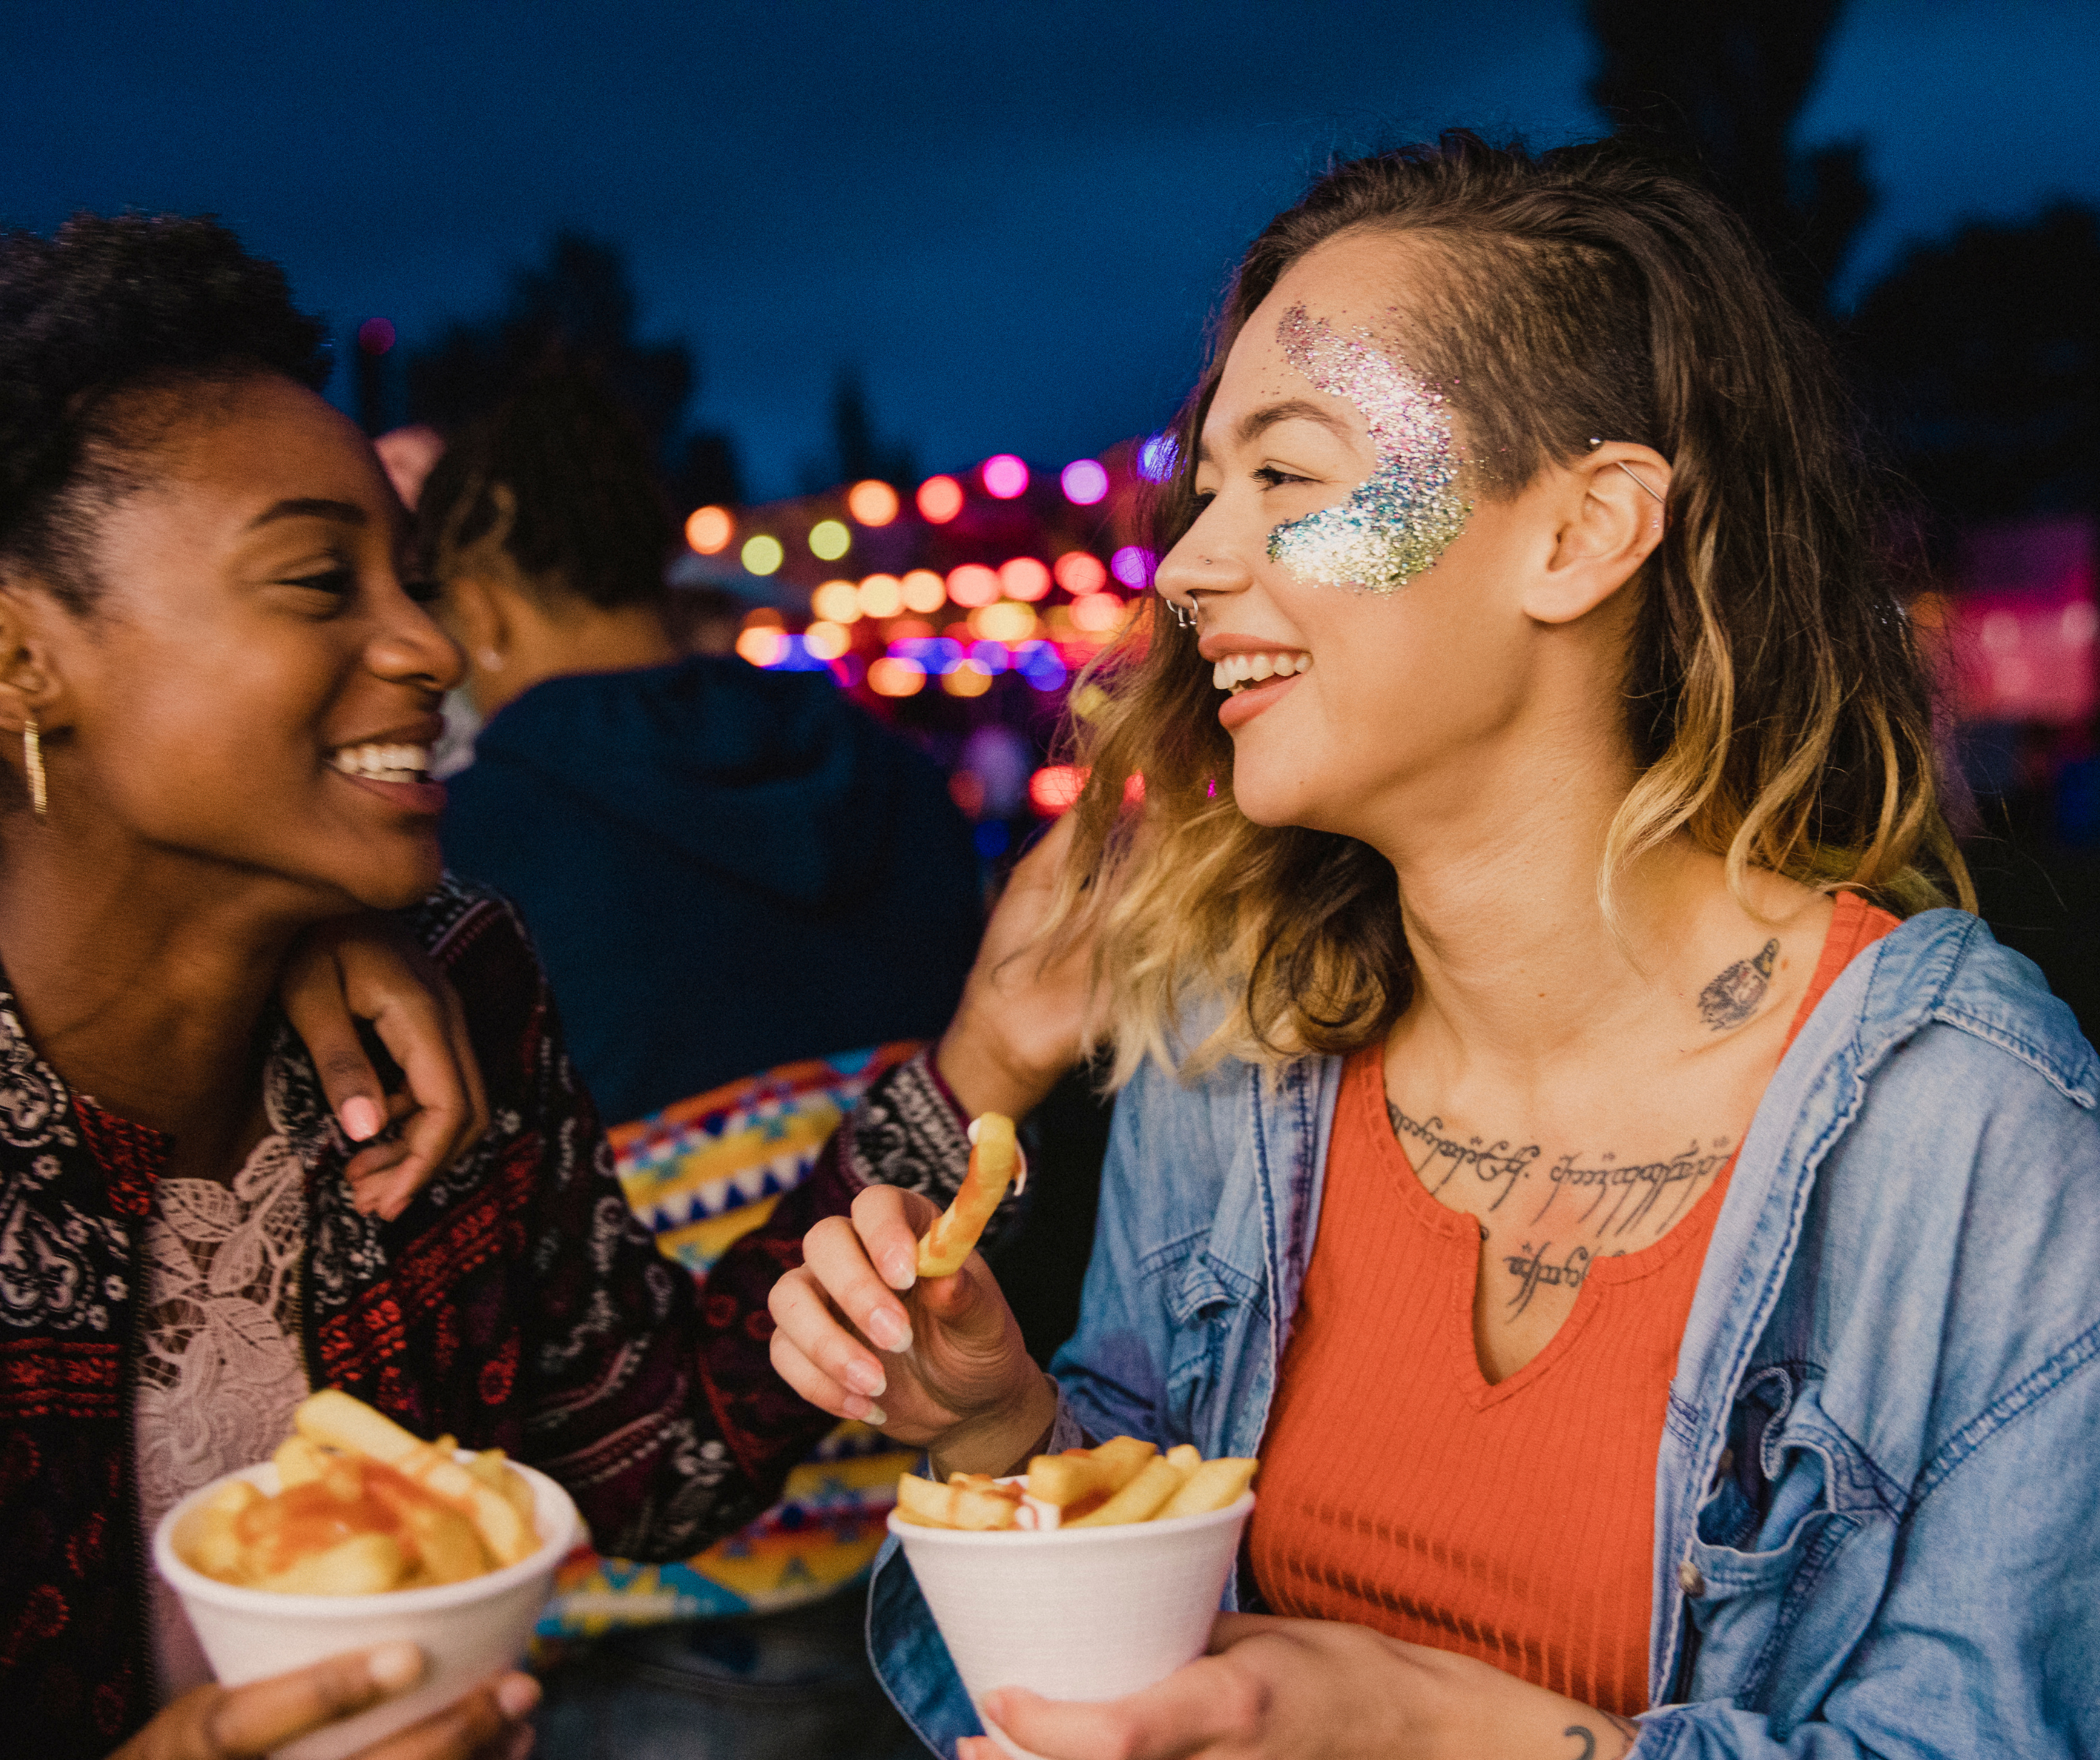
left=23, top=714, right=47, bottom=822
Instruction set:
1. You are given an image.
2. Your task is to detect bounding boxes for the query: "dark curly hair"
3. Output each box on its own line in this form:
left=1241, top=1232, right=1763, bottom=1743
left=416, top=372, right=673, bottom=612
left=0, top=212, right=331, bottom=612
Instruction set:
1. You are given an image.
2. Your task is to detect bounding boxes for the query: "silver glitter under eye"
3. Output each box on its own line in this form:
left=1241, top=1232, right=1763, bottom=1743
left=1264, top=303, right=1472, bottom=594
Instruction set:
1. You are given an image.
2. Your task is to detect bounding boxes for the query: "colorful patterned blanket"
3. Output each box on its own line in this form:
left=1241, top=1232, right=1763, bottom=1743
left=535, top=1045, right=923, bottom=1641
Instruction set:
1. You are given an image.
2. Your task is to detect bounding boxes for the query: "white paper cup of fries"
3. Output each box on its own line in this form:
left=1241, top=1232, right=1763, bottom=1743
left=887, top=1441, right=1255, bottom=1760
left=152, top=1413, right=579, bottom=1760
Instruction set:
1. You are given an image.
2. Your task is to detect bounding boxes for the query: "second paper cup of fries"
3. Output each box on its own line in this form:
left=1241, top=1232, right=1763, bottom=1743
left=152, top=1389, right=580, bottom=1760
left=887, top=1436, right=1257, bottom=1760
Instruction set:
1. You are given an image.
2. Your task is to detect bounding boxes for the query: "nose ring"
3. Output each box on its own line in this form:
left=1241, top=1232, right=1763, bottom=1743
left=1168, top=599, right=1197, bottom=632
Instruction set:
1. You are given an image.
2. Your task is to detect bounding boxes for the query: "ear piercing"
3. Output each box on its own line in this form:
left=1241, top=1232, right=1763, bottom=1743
left=1588, top=437, right=1666, bottom=507
left=21, top=714, right=46, bottom=822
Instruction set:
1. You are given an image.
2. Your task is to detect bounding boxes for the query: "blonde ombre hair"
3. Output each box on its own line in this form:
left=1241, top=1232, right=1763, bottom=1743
left=1049, top=133, right=1972, bottom=1085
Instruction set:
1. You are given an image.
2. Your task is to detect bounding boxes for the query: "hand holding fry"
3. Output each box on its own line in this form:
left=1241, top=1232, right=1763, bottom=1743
left=768, top=1181, right=1052, bottom=1471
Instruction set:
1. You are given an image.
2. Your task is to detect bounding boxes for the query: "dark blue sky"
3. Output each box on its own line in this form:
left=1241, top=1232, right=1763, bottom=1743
left=5, top=0, right=2096, bottom=500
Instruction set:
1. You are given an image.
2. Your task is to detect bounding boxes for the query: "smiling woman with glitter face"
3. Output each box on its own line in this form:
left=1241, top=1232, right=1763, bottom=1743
left=773, top=133, right=2100, bottom=1759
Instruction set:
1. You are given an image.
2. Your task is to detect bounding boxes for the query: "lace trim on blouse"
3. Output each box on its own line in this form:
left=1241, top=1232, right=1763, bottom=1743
left=133, top=1063, right=310, bottom=1704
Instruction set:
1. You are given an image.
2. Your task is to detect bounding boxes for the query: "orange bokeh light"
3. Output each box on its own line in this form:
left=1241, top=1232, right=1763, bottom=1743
left=734, top=627, right=787, bottom=667
left=1072, top=590, right=1126, bottom=633
left=857, top=574, right=905, bottom=618
left=848, top=479, right=901, bottom=526
left=1029, top=764, right=1087, bottom=816
left=946, top=565, right=1000, bottom=608
left=1053, top=551, right=1108, bottom=595
left=916, top=475, right=966, bottom=524
left=901, top=569, right=948, bottom=614
left=868, top=656, right=928, bottom=697
left=999, top=557, right=1052, bottom=602
left=685, top=505, right=735, bottom=555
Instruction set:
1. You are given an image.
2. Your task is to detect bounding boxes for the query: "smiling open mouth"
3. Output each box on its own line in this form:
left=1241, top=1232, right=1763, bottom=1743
left=328, top=742, right=434, bottom=785
left=1212, top=652, right=1312, bottom=695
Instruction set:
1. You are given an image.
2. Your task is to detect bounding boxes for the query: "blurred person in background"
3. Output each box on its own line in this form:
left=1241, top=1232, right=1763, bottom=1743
left=416, top=372, right=1036, bottom=1757
left=420, top=372, right=983, bottom=1130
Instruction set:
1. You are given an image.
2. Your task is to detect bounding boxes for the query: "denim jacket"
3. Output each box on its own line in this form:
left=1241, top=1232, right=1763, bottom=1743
left=869, top=910, right=2100, bottom=1756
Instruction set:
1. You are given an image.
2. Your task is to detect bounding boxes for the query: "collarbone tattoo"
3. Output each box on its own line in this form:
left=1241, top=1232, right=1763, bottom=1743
left=1698, top=938, right=1780, bottom=1032
left=1386, top=1098, right=1733, bottom=1248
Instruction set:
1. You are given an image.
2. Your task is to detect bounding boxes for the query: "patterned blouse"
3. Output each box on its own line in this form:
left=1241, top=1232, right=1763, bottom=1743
left=0, top=877, right=981, bottom=1759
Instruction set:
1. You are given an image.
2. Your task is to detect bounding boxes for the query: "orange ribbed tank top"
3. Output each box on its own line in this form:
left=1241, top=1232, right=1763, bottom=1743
left=1248, top=893, right=1897, bottom=1716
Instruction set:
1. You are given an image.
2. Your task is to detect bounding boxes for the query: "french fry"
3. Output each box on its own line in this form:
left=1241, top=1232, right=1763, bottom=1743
left=896, top=1471, right=1021, bottom=1530
left=1166, top=1443, right=1202, bottom=1474
left=1025, top=1436, right=1157, bottom=1507
left=188, top=1481, right=260, bottom=1583
left=1064, top=1454, right=1189, bottom=1528
left=269, top=1391, right=538, bottom=1573
left=395, top=1441, right=536, bottom=1566
left=388, top=1496, right=491, bottom=1585
left=1157, top=1457, right=1258, bottom=1520
left=916, top=1114, right=1021, bottom=1278
left=467, top=1448, right=537, bottom=1525
left=294, top=1388, right=423, bottom=1467
left=272, top=1434, right=333, bottom=1491
left=261, top=1531, right=408, bottom=1596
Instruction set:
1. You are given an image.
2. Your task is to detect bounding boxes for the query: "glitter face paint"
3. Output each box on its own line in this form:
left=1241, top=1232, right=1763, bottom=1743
left=1264, top=303, right=1471, bottom=593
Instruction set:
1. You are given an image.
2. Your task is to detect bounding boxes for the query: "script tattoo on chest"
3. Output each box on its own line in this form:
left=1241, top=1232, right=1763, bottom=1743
left=1387, top=1100, right=1734, bottom=1268
left=1501, top=1241, right=1590, bottom=1316
left=1698, top=938, right=1779, bottom=1030
left=1386, top=1104, right=1540, bottom=1210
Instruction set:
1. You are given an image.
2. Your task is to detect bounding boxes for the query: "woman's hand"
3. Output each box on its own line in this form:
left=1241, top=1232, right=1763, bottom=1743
left=767, top=1183, right=1055, bottom=1476
left=936, top=814, right=1096, bottom=1120
left=279, top=917, right=490, bottom=1222
left=958, top=1614, right=1642, bottom=1760
left=110, top=1642, right=540, bottom=1760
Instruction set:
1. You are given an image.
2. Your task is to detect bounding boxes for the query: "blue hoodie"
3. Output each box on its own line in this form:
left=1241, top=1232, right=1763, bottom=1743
left=442, top=655, right=983, bottom=1126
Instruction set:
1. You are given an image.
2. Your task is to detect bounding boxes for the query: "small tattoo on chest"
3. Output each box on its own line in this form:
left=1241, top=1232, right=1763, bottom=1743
left=1699, top=938, right=1780, bottom=1030
left=1502, top=1241, right=1590, bottom=1316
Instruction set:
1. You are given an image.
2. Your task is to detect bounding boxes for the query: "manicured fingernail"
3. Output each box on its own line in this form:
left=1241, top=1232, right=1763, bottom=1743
left=368, top=1641, right=423, bottom=1691
left=341, top=1097, right=384, bottom=1143
left=496, top=1674, right=542, bottom=1719
left=881, top=1251, right=917, bottom=1291
left=844, top=1397, right=888, bottom=1428
left=867, top=1308, right=912, bottom=1353
left=845, top=1359, right=886, bottom=1398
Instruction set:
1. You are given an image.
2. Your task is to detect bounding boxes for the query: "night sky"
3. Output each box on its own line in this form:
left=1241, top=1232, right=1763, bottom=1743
left=6, top=1, right=2096, bottom=501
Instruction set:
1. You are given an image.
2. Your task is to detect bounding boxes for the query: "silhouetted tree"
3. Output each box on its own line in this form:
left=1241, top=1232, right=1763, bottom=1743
left=799, top=368, right=915, bottom=495
left=406, top=230, right=741, bottom=507
left=1586, top=0, right=1871, bottom=314
left=1849, top=204, right=2100, bottom=530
